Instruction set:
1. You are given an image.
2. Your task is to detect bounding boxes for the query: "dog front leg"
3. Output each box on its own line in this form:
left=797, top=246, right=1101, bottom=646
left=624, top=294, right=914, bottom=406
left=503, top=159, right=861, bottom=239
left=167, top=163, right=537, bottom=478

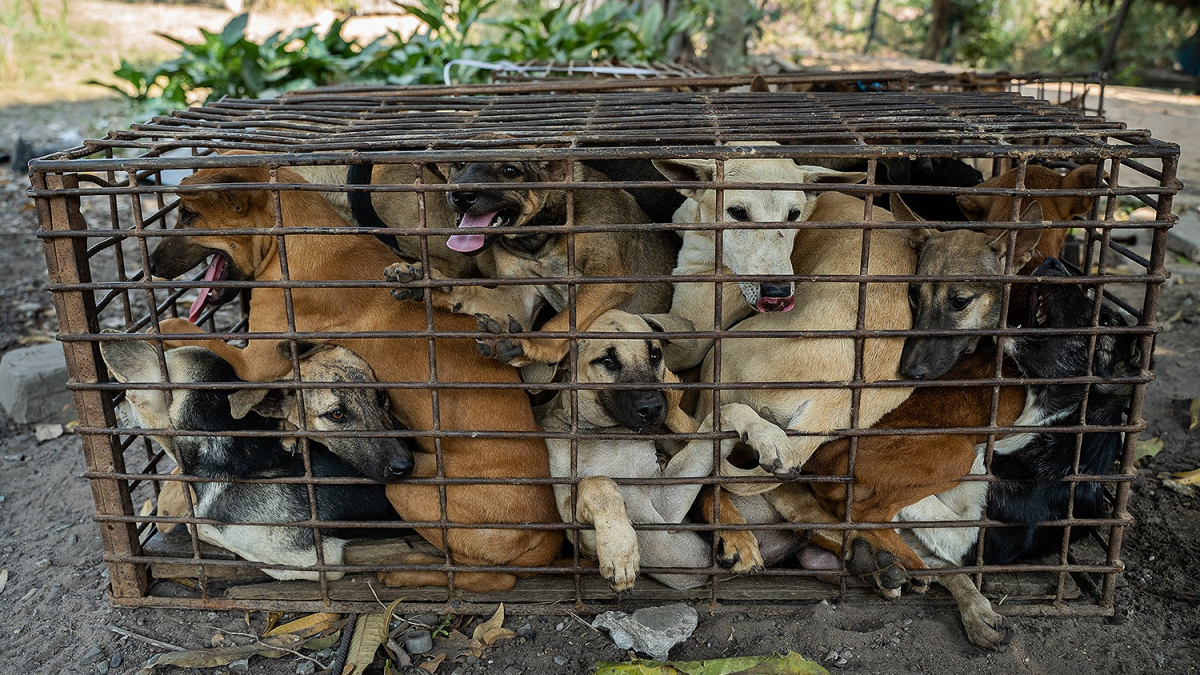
left=697, top=488, right=764, bottom=574
left=939, top=573, right=1012, bottom=650
left=477, top=282, right=634, bottom=367
left=574, top=475, right=640, bottom=592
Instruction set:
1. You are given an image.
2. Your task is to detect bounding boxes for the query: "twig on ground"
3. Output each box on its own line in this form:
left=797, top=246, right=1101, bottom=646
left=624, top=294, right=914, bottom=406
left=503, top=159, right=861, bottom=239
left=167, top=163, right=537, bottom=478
left=106, top=624, right=186, bottom=652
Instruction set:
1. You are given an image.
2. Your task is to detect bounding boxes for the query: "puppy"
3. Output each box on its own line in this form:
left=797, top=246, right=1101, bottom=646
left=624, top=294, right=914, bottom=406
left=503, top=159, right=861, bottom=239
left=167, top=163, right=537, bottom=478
left=901, top=164, right=1103, bottom=380
left=539, top=310, right=763, bottom=590
left=386, top=159, right=678, bottom=369
left=101, top=339, right=412, bottom=581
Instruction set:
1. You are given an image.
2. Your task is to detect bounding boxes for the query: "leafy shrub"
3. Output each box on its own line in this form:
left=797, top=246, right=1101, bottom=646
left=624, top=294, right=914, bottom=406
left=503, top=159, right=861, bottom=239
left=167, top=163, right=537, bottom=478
left=93, top=0, right=699, bottom=108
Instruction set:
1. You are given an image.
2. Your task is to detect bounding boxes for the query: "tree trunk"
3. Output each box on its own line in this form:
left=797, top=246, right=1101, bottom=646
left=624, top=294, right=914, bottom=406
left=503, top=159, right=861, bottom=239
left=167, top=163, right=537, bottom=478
left=1099, top=0, right=1135, bottom=73
left=706, top=0, right=753, bottom=73
left=921, top=0, right=952, bottom=62
left=863, top=0, right=883, bottom=54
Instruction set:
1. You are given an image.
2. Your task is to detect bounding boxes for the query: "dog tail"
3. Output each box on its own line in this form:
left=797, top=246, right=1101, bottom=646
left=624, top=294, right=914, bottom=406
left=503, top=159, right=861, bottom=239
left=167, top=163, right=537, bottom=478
left=347, top=163, right=403, bottom=256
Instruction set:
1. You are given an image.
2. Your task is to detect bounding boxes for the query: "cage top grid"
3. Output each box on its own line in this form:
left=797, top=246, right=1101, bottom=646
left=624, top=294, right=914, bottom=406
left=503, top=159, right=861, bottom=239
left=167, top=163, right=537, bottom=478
left=32, top=88, right=1175, bottom=173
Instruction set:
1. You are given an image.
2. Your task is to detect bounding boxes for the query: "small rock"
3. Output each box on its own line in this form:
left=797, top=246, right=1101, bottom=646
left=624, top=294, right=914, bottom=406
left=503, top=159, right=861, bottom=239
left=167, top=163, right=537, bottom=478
left=502, top=668, right=521, bottom=675
left=109, top=654, right=122, bottom=669
left=79, top=647, right=104, bottom=665
left=609, top=628, right=634, bottom=651
left=556, top=621, right=565, bottom=631
left=314, top=649, right=335, bottom=661
left=0, top=343, right=75, bottom=425
left=516, top=623, right=534, bottom=639
left=206, top=612, right=218, bottom=621
left=296, top=661, right=316, bottom=675
left=466, top=656, right=479, bottom=665
left=825, top=650, right=840, bottom=662
left=96, top=661, right=109, bottom=675
left=840, top=650, right=853, bottom=660
left=34, top=559, right=50, bottom=570
left=228, top=658, right=250, bottom=672
left=1155, top=654, right=1166, bottom=668
left=553, top=655, right=568, bottom=666
left=903, top=618, right=912, bottom=626
left=834, top=658, right=849, bottom=668
left=592, top=603, right=698, bottom=661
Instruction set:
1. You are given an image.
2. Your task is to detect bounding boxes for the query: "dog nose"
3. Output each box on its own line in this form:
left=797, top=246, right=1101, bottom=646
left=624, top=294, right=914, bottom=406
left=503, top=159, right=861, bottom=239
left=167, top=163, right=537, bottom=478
left=760, top=282, right=792, bottom=298
left=903, top=362, right=931, bottom=380
left=635, top=399, right=664, bottom=423
left=449, top=191, right=477, bottom=209
left=385, top=454, right=413, bottom=479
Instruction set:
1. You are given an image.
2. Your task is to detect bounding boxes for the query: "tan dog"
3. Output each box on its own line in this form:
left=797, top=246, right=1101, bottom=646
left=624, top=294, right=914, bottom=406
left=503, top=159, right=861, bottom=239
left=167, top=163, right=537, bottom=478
left=652, top=142, right=868, bottom=371
left=539, top=310, right=763, bottom=591
left=677, top=192, right=918, bottom=477
left=386, top=160, right=678, bottom=371
left=149, top=166, right=561, bottom=592
left=289, top=163, right=475, bottom=279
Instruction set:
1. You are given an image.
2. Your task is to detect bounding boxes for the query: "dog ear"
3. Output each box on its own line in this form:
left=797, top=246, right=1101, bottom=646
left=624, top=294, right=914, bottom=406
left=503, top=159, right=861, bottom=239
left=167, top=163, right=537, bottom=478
left=1060, top=164, right=1104, bottom=219
left=99, top=336, right=163, bottom=384
left=180, top=169, right=262, bottom=215
left=539, top=160, right=572, bottom=183
left=749, top=75, right=770, bottom=92
left=988, top=204, right=1045, bottom=268
left=229, top=387, right=291, bottom=421
left=643, top=313, right=699, bottom=351
left=652, top=158, right=717, bottom=201
left=799, top=166, right=867, bottom=184
left=888, top=194, right=925, bottom=223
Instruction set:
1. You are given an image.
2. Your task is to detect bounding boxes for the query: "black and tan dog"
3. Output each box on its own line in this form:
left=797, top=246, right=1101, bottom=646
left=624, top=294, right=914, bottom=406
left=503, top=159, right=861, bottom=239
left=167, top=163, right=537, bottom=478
left=385, top=160, right=679, bottom=369
left=102, top=339, right=410, bottom=581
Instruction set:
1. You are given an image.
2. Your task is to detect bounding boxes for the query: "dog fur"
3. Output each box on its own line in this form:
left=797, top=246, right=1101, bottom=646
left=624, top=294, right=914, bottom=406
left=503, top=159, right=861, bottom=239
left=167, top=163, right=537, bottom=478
left=101, top=340, right=407, bottom=581
left=539, top=309, right=763, bottom=590
left=385, top=160, right=678, bottom=369
left=148, top=166, right=562, bottom=592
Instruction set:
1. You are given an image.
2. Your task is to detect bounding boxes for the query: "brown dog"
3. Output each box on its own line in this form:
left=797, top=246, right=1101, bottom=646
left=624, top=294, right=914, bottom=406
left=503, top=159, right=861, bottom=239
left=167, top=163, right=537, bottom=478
left=149, top=166, right=561, bottom=592
left=386, top=160, right=678, bottom=370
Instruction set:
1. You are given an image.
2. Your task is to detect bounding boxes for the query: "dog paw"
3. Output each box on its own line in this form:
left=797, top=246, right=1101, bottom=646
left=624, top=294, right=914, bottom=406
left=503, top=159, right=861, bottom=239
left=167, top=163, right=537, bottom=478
left=962, top=604, right=1012, bottom=651
left=717, top=531, right=764, bottom=574
left=907, top=575, right=932, bottom=595
left=845, top=537, right=908, bottom=592
left=475, top=314, right=531, bottom=366
left=596, top=527, right=640, bottom=593
left=384, top=262, right=425, bottom=302
left=376, top=570, right=405, bottom=588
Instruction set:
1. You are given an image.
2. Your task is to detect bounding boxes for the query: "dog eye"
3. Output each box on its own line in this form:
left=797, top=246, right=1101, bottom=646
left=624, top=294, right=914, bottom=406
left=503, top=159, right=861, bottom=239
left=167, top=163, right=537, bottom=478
left=649, top=348, right=662, bottom=366
left=786, top=208, right=801, bottom=221
left=502, top=165, right=522, bottom=178
left=950, top=296, right=973, bottom=311
left=727, top=206, right=748, bottom=221
left=326, top=409, right=345, bottom=421
left=593, top=356, right=619, bottom=370
left=451, top=162, right=466, bottom=171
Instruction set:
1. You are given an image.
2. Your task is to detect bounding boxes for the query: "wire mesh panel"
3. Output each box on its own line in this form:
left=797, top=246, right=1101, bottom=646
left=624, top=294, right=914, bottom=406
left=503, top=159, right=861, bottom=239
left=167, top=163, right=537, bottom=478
left=31, top=75, right=1176, bottom=627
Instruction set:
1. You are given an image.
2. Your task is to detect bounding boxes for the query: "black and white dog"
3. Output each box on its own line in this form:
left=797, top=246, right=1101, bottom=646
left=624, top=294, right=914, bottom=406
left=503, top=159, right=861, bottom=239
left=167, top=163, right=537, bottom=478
left=983, top=257, right=1141, bottom=563
left=101, top=339, right=414, bottom=580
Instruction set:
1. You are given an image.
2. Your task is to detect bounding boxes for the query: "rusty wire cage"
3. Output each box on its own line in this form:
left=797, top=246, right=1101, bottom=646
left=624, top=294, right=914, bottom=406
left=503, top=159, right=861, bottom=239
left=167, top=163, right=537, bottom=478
left=31, top=72, right=1176, bottom=622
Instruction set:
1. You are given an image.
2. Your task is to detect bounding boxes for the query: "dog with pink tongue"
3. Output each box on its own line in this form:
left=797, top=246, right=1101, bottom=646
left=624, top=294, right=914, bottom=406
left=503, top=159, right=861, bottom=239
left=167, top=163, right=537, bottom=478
left=384, top=159, right=680, bottom=372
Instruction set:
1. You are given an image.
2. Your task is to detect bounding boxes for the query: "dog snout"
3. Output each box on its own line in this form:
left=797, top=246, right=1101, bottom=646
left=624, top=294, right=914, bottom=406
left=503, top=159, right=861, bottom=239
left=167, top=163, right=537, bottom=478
left=760, top=282, right=792, bottom=298
left=449, top=191, right=478, bottom=210
left=635, top=396, right=665, bottom=424
left=384, top=453, right=414, bottom=480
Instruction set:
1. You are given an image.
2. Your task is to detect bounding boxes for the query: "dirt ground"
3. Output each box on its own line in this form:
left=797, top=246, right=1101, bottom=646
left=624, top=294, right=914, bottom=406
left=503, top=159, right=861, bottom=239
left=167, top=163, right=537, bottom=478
left=3, top=3, right=1200, bottom=669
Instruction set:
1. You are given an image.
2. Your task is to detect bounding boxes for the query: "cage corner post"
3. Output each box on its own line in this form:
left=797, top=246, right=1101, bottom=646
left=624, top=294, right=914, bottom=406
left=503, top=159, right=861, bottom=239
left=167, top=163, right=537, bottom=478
left=35, top=171, right=150, bottom=601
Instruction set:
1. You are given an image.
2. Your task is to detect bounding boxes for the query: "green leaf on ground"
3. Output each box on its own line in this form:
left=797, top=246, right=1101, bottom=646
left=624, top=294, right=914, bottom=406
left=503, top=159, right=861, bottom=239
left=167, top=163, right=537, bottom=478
left=1134, top=436, right=1164, bottom=464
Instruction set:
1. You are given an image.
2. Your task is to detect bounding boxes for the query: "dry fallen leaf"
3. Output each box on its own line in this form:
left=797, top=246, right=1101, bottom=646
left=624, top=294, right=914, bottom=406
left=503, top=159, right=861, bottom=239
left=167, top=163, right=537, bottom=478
left=468, top=604, right=517, bottom=658
left=138, top=499, right=155, bottom=518
left=418, top=652, right=446, bottom=673
left=0, top=568, right=8, bottom=595
left=303, top=630, right=342, bottom=652
left=1172, top=468, right=1200, bottom=487
left=1190, top=398, right=1200, bottom=431
left=262, top=611, right=285, bottom=636
left=595, top=651, right=831, bottom=674
left=344, top=599, right=402, bottom=675
left=264, top=612, right=341, bottom=639
left=34, top=424, right=64, bottom=442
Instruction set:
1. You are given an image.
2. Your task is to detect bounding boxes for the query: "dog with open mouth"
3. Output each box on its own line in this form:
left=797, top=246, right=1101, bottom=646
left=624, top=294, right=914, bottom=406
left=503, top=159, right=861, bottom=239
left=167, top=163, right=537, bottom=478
left=146, top=166, right=564, bottom=593
left=384, top=159, right=679, bottom=370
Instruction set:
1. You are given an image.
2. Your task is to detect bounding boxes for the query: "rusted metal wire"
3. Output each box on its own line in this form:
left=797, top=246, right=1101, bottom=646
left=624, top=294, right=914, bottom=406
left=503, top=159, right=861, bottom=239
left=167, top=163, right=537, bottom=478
left=30, top=74, right=1175, bottom=618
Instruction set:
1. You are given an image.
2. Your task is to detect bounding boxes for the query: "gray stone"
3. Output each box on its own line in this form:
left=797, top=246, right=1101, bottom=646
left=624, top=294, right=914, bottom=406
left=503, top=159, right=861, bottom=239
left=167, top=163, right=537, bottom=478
left=552, top=655, right=568, bottom=666
left=108, top=654, right=122, bottom=669
left=296, top=661, right=316, bottom=675
left=1168, top=209, right=1200, bottom=262
left=591, top=603, right=698, bottom=661
left=78, top=647, right=104, bottom=665
left=0, top=344, right=74, bottom=425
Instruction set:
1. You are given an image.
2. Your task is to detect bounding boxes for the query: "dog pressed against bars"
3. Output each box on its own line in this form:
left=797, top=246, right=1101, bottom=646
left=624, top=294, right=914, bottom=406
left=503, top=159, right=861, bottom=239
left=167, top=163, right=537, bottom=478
left=29, top=75, right=1172, bottom=646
